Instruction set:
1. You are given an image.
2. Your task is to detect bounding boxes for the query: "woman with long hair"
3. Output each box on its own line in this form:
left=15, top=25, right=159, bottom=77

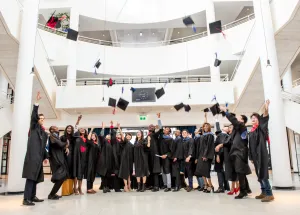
left=134, top=130, right=149, bottom=192
left=73, top=128, right=88, bottom=195
left=86, top=128, right=100, bottom=194
left=195, top=123, right=215, bottom=193
left=60, top=125, right=75, bottom=196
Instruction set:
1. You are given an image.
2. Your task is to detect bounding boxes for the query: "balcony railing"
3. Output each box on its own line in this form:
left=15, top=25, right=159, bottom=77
left=60, top=74, right=229, bottom=86
left=293, top=78, right=300, bottom=87
left=282, top=90, right=300, bottom=104
left=37, top=13, right=255, bottom=48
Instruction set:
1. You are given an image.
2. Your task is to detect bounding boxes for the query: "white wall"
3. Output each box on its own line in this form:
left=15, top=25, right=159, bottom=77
left=283, top=99, right=300, bottom=134
left=40, top=20, right=254, bottom=76
left=0, top=106, right=12, bottom=138
left=56, top=82, right=234, bottom=109
left=0, top=0, right=21, bottom=39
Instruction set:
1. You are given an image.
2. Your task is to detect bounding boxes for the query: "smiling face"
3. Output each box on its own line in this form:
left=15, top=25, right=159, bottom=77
left=126, top=134, right=132, bottom=141
left=91, top=133, right=97, bottom=141
left=38, top=114, right=45, bottom=126
left=163, top=127, right=171, bottom=135
left=182, top=130, right=188, bottom=138
left=203, top=123, right=210, bottom=133
left=136, top=131, right=142, bottom=138
left=251, top=115, right=259, bottom=126
left=106, top=134, right=111, bottom=140
left=79, top=128, right=86, bottom=135
left=66, top=126, right=73, bottom=134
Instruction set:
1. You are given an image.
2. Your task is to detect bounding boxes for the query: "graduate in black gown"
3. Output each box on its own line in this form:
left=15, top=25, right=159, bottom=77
left=146, top=122, right=162, bottom=192
left=217, top=106, right=252, bottom=199
left=73, top=128, right=88, bottom=195
left=48, top=126, right=69, bottom=200
left=249, top=100, right=274, bottom=202
left=171, top=130, right=185, bottom=192
left=214, top=125, right=230, bottom=193
left=118, top=127, right=134, bottom=192
left=134, top=130, right=149, bottom=192
left=97, top=122, right=121, bottom=193
left=86, top=128, right=100, bottom=194
left=181, top=129, right=194, bottom=192
left=194, top=123, right=215, bottom=193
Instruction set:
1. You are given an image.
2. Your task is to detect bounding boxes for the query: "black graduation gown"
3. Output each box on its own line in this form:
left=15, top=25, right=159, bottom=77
left=226, top=113, right=251, bottom=175
left=73, top=134, right=88, bottom=180
left=60, top=134, right=75, bottom=178
left=214, top=133, right=229, bottom=172
left=147, top=131, right=161, bottom=174
left=118, top=140, right=134, bottom=180
left=85, top=140, right=99, bottom=183
left=22, top=105, right=48, bottom=183
left=171, top=136, right=184, bottom=176
left=249, top=115, right=269, bottom=180
left=194, top=133, right=215, bottom=177
left=48, top=134, right=69, bottom=183
left=182, top=137, right=194, bottom=177
left=223, top=134, right=237, bottom=181
left=159, top=136, right=174, bottom=174
left=134, top=140, right=149, bottom=177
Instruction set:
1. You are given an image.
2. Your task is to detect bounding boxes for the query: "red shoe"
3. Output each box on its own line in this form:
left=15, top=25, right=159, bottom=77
left=235, top=187, right=240, bottom=194
left=227, top=190, right=235, bottom=195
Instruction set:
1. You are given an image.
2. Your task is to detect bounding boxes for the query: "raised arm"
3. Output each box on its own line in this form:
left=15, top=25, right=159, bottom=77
left=204, top=112, right=208, bottom=123
left=100, top=122, right=105, bottom=137
left=263, top=99, right=270, bottom=117
left=31, top=92, right=42, bottom=128
left=117, top=122, right=124, bottom=141
left=74, top=115, right=82, bottom=132
left=88, top=127, right=94, bottom=140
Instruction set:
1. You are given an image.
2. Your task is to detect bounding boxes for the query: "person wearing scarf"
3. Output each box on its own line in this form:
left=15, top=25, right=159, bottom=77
left=249, top=100, right=274, bottom=202
left=194, top=123, right=215, bottom=193
left=73, top=128, right=88, bottom=195
left=48, top=126, right=69, bottom=200
left=181, top=129, right=194, bottom=192
left=217, top=106, right=252, bottom=199
left=22, top=92, right=48, bottom=206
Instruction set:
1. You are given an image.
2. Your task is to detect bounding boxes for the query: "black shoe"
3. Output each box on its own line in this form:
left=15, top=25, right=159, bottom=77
left=162, top=185, right=167, bottom=189
left=173, top=187, right=180, bottom=192
left=151, top=187, right=159, bottom=192
left=32, top=196, right=44, bottom=202
left=48, top=195, right=60, bottom=200
left=186, top=187, right=193, bottom=192
left=55, top=194, right=62, bottom=199
left=140, top=183, right=146, bottom=192
left=235, top=192, right=247, bottom=199
left=115, top=189, right=122, bottom=192
left=198, top=187, right=204, bottom=191
left=247, top=189, right=252, bottom=194
left=23, top=199, right=35, bottom=206
left=164, top=188, right=172, bottom=192
left=137, top=183, right=142, bottom=192
left=214, top=188, right=225, bottom=193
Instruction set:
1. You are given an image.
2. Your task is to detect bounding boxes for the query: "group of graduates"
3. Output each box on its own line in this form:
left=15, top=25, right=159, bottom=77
left=22, top=93, right=274, bottom=206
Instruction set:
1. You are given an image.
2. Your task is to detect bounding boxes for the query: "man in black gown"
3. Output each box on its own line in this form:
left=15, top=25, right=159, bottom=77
left=22, top=92, right=48, bottom=206
left=217, top=106, right=252, bottom=199
left=172, top=130, right=184, bottom=192
left=182, top=129, right=194, bottom=192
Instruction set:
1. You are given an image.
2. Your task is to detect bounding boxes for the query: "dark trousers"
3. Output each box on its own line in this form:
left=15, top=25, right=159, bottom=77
left=217, top=171, right=230, bottom=190
left=259, top=179, right=273, bottom=196
left=87, top=181, right=94, bottom=190
left=238, top=173, right=247, bottom=194
left=102, top=174, right=120, bottom=190
left=24, top=179, right=37, bottom=200
left=49, top=179, right=64, bottom=196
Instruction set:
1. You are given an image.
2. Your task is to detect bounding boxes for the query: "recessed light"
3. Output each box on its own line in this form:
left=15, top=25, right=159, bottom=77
left=140, top=32, right=143, bottom=36
left=102, top=34, right=105, bottom=37
left=247, top=8, right=250, bottom=10
left=128, top=33, right=130, bottom=36
left=152, top=33, right=155, bottom=35
left=177, top=31, right=180, bottom=34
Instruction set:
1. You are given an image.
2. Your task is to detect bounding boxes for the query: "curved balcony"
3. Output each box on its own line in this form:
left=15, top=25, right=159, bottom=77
left=37, top=13, right=254, bottom=48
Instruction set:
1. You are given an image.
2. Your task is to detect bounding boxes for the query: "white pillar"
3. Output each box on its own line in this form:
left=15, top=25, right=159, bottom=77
left=7, top=0, right=38, bottom=192
left=66, top=6, right=79, bottom=87
left=282, top=66, right=293, bottom=93
left=287, top=128, right=299, bottom=173
left=253, top=0, right=293, bottom=188
left=206, top=0, right=220, bottom=83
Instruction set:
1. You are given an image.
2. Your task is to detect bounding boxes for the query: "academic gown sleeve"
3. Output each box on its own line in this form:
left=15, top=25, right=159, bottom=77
left=203, top=134, right=215, bottom=160
left=188, top=139, right=194, bottom=157
left=259, top=115, right=269, bottom=134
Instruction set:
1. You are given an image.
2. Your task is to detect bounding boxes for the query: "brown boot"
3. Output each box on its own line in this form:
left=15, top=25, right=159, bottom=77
left=261, top=195, right=275, bottom=202
left=186, top=187, right=193, bottom=192
left=255, top=193, right=266, bottom=199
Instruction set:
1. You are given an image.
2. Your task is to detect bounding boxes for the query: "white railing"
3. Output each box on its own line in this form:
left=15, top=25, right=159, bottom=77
left=293, top=78, right=300, bottom=87
left=282, top=90, right=300, bottom=104
left=38, top=13, right=255, bottom=48
left=60, top=74, right=229, bottom=86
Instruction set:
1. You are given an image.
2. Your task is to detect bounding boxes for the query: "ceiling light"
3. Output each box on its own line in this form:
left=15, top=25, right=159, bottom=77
left=152, top=33, right=155, bottom=35
left=128, top=33, right=130, bottom=36
left=102, top=34, right=105, bottom=37
left=140, top=32, right=143, bottom=36
left=177, top=31, right=180, bottom=34
left=247, top=8, right=250, bottom=10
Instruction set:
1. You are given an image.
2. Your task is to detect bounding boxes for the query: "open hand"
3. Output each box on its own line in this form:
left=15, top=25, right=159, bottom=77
left=65, top=148, right=70, bottom=156
left=117, top=122, right=121, bottom=129
left=173, top=158, right=177, bottom=162
left=78, top=115, right=82, bottom=121
left=157, top=113, right=161, bottom=118
left=185, top=157, right=190, bottom=163
left=216, top=156, right=220, bottom=163
left=202, top=157, right=208, bottom=161
left=102, top=122, right=105, bottom=129
left=36, top=92, right=42, bottom=101
left=215, top=146, right=220, bottom=152
left=161, top=155, right=167, bottom=159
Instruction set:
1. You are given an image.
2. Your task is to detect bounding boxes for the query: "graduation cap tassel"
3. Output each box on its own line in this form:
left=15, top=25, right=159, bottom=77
left=215, top=27, right=226, bottom=39
left=192, top=25, right=197, bottom=33
left=122, top=86, right=124, bottom=94
left=211, top=95, right=217, bottom=102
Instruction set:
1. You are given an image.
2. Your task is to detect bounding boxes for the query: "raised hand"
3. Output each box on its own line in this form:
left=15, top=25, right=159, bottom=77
left=219, top=105, right=227, bottom=112
left=36, top=92, right=42, bottom=102
left=78, top=115, right=82, bottom=121
left=265, top=99, right=270, bottom=109
left=102, top=122, right=105, bottom=129
left=157, top=113, right=161, bottom=118
left=117, top=122, right=121, bottom=129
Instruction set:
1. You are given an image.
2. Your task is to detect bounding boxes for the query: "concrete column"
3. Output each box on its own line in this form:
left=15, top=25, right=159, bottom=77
left=7, top=0, right=39, bottom=192
left=253, top=0, right=293, bottom=188
left=66, top=6, right=79, bottom=87
left=206, top=0, right=221, bottom=83
left=282, top=66, right=293, bottom=93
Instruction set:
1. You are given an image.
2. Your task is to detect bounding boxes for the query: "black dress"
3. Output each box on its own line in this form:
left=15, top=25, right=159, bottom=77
left=73, top=133, right=89, bottom=180
left=22, top=105, right=48, bottom=183
left=223, top=134, right=237, bottom=181
left=118, top=140, right=134, bottom=180
left=134, top=140, right=149, bottom=177
left=249, top=115, right=269, bottom=180
left=194, top=133, right=215, bottom=177
left=159, top=136, right=174, bottom=174
left=60, top=134, right=75, bottom=178
left=85, top=140, right=99, bottom=184
left=214, top=133, right=229, bottom=173
left=225, top=113, right=251, bottom=175
left=48, top=134, right=69, bottom=183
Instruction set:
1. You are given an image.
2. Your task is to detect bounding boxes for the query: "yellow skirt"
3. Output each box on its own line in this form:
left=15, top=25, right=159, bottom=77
left=61, top=179, right=74, bottom=196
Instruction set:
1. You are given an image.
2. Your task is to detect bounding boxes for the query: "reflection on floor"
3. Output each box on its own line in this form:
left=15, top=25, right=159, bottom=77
left=0, top=174, right=300, bottom=215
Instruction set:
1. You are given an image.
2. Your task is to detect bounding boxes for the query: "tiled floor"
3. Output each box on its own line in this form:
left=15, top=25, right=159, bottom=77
left=0, top=174, right=300, bottom=215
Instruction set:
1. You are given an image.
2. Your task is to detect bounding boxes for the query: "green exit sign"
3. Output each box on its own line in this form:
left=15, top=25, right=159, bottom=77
left=139, top=115, right=147, bottom=121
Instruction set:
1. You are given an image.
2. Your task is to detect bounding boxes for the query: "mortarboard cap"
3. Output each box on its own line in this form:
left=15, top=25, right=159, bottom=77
left=155, top=88, right=165, bottom=99
left=209, top=103, right=221, bottom=116
left=214, top=53, right=221, bottom=67
left=108, top=98, right=116, bottom=107
left=203, top=108, right=210, bottom=113
left=130, top=87, right=136, bottom=93
left=94, top=59, right=101, bottom=69
left=67, top=29, right=79, bottom=41
left=117, top=98, right=129, bottom=111
left=183, top=16, right=195, bottom=26
left=184, top=104, right=191, bottom=112
left=209, top=20, right=222, bottom=34
left=174, top=103, right=184, bottom=111
left=107, top=78, right=113, bottom=87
